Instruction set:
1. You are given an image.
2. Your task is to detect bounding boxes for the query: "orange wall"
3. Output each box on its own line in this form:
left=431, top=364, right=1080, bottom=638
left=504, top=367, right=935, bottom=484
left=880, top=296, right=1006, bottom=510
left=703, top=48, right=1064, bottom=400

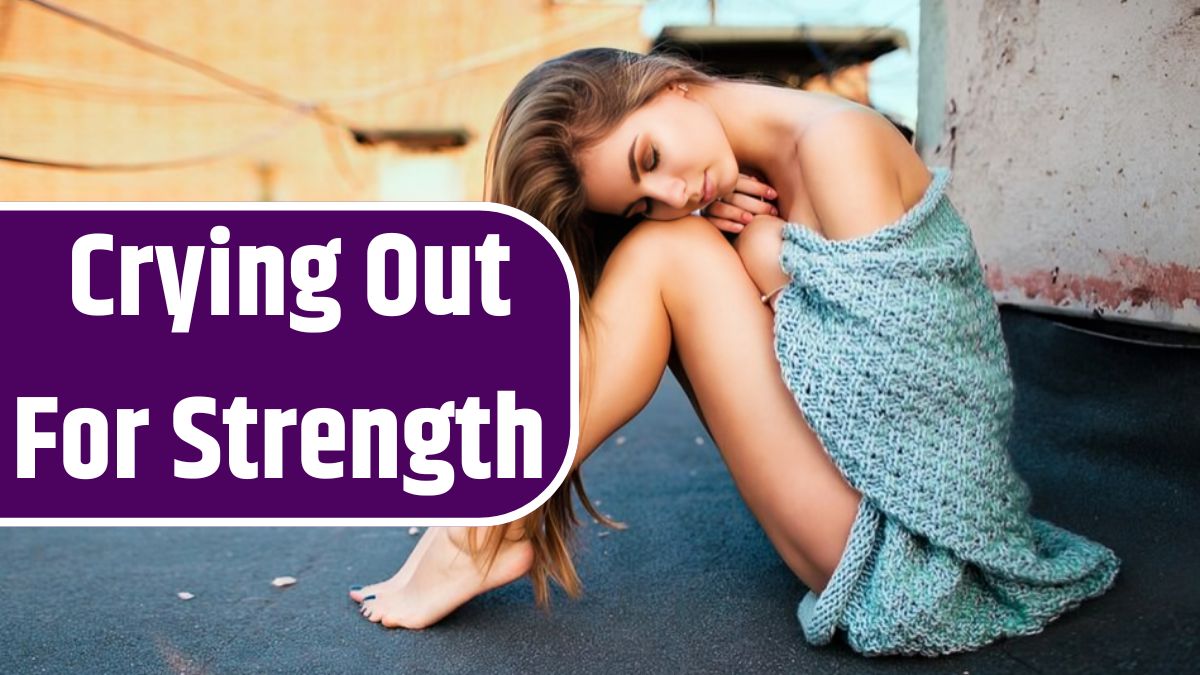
left=0, top=0, right=646, bottom=201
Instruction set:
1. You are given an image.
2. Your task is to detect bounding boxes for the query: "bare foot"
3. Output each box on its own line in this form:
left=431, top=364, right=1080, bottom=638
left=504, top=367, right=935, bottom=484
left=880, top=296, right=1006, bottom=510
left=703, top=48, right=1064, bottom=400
left=351, top=525, right=533, bottom=629
left=348, top=528, right=436, bottom=603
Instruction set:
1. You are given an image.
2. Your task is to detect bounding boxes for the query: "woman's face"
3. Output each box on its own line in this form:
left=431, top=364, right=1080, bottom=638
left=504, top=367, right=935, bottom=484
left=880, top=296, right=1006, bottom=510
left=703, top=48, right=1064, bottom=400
left=576, top=85, right=738, bottom=221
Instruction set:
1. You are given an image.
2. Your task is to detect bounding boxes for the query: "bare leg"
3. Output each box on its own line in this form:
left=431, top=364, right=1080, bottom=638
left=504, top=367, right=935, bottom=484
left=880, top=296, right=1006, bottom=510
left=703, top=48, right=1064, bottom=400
left=350, top=214, right=675, bottom=627
left=650, top=217, right=861, bottom=589
left=589, top=217, right=860, bottom=587
left=353, top=215, right=861, bottom=627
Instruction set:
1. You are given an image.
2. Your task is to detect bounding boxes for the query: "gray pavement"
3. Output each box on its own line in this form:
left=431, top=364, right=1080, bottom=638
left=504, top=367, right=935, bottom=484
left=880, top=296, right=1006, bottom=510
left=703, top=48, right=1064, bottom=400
left=2, top=308, right=1198, bottom=674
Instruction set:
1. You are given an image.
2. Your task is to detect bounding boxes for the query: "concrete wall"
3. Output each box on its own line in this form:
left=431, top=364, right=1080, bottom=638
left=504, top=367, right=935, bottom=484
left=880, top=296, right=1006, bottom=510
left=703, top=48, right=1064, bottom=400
left=918, top=0, right=1200, bottom=331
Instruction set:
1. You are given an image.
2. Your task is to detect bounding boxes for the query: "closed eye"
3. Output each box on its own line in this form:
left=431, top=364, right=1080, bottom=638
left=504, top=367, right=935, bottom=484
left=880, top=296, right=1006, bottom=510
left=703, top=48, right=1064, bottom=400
left=634, top=147, right=660, bottom=218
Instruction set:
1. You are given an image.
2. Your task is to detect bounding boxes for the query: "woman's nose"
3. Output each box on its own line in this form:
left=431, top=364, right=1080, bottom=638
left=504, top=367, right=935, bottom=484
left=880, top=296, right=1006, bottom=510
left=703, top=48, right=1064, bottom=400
left=648, top=175, right=691, bottom=210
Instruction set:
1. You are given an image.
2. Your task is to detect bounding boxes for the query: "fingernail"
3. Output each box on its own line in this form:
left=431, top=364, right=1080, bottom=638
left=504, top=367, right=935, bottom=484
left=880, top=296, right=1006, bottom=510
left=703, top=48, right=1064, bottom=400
left=349, top=585, right=363, bottom=591
left=741, top=213, right=752, bottom=224
left=767, top=189, right=777, bottom=198
left=771, top=207, right=779, bottom=216
left=363, top=594, right=376, bottom=601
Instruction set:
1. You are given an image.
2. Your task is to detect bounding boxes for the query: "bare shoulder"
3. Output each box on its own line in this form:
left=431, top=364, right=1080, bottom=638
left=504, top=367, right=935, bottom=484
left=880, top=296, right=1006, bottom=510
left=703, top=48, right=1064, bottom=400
left=796, top=107, right=933, bottom=241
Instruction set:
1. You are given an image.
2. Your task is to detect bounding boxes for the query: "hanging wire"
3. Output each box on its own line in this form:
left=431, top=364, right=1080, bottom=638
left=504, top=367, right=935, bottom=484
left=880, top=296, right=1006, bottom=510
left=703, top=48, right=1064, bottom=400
left=7, top=0, right=328, bottom=172
left=0, top=108, right=309, bottom=171
left=0, top=63, right=262, bottom=104
left=20, top=0, right=350, bottom=128
left=318, top=9, right=634, bottom=107
left=2, top=8, right=632, bottom=108
left=2, top=1, right=637, bottom=173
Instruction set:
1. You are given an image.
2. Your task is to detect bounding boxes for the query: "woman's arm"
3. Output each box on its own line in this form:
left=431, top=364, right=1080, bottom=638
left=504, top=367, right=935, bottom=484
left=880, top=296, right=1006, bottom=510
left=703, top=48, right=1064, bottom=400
left=734, top=214, right=790, bottom=311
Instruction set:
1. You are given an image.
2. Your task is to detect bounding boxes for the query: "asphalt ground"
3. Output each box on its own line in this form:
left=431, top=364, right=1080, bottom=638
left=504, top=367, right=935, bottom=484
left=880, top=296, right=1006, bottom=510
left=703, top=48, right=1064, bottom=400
left=2, top=307, right=1197, bottom=674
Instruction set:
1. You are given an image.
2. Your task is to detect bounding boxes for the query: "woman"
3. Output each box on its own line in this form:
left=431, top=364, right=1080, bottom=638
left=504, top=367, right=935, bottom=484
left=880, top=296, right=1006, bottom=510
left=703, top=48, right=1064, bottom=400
left=350, top=47, right=1120, bottom=656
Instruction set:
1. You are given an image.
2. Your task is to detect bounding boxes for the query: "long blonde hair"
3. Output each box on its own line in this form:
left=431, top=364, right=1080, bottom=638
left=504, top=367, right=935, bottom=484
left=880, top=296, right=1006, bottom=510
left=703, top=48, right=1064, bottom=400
left=476, top=47, right=718, bottom=608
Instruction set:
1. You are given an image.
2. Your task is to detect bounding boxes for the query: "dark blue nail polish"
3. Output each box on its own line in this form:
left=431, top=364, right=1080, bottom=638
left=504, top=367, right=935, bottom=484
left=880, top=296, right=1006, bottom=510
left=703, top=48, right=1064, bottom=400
left=349, top=585, right=363, bottom=591
left=363, top=594, right=376, bottom=601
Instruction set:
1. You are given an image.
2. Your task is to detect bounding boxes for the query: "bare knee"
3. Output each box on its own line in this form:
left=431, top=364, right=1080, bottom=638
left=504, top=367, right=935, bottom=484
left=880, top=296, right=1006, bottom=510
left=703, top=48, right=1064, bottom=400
left=625, top=214, right=731, bottom=250
left=597, top=217, right=694, bottom=286
left=608, top=215, right=772, bottom=315
left=607, top=215, right=740, bottom=276
left=733, top=216, right=790, bottom=299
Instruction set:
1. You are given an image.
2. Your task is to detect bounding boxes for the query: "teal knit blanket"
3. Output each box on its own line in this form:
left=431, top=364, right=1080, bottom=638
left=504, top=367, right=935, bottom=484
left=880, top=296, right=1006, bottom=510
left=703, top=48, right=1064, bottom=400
left=773, top=166, right=1121, bottom=657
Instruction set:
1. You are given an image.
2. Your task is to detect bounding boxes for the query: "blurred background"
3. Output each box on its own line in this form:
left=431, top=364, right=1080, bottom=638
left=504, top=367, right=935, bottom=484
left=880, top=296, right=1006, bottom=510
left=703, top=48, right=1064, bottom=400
left=0, top=0, right=919, bottom=202
left=1, top=0, right=1196, bottom=332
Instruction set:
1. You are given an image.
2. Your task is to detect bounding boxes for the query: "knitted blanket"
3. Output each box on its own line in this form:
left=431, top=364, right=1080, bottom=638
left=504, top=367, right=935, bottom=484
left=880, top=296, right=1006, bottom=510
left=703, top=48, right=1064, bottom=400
left=772, top=166, right=1121, bottom=657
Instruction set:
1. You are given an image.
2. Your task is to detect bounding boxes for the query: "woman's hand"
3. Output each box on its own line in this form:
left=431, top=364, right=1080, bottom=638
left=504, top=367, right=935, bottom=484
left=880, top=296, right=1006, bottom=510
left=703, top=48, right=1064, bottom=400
left=701, top=173, right=780, bottom=234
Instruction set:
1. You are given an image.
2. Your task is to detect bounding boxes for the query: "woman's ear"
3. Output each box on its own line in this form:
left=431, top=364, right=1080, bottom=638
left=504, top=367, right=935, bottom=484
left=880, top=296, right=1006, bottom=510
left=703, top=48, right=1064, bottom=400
left=667, top=82, right=690, bottom=96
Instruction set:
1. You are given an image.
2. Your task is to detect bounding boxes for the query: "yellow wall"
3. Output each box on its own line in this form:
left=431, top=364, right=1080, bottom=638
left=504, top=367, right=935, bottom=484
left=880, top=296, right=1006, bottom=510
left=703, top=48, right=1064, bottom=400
left=0, top=0, right=646, bottom=201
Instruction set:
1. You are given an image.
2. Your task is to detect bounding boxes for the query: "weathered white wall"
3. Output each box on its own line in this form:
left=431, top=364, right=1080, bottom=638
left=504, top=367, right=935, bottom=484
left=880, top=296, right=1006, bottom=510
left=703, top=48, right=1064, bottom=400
left=919, top=0, right=1200, bottom=331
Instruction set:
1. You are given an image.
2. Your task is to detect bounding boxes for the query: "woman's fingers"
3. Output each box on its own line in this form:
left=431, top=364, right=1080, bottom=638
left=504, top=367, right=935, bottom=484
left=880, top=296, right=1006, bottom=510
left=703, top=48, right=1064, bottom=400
left=705, top=200, right=750, bottom=224
left=703, top=194, right=778, bottom=228
left=723, top=191, right=779, bottom=217
left=701, top=172, right=780, bottom=233
left=734, top=173, right=777, bottom=201
left=704, top=215, right=747, bottom=234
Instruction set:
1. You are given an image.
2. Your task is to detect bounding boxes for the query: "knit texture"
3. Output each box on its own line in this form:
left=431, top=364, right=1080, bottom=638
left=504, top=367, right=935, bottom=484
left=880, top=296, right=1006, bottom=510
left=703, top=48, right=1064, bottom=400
left=773, top=166, right=1121, bottom=657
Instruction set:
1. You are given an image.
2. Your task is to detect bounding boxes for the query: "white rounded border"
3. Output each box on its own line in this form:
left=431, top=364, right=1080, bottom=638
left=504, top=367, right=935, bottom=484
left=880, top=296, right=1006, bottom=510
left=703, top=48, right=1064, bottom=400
left=1, top=201, right=579, bottom=527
